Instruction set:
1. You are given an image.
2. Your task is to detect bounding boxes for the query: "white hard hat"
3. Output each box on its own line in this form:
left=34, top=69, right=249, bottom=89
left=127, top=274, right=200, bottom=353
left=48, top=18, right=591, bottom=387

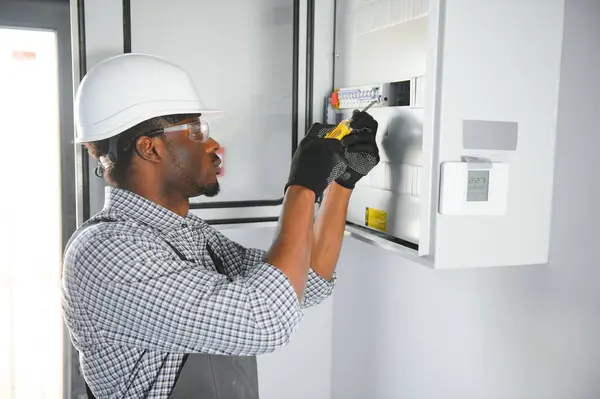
left=74, top=53, right=223, bottom=143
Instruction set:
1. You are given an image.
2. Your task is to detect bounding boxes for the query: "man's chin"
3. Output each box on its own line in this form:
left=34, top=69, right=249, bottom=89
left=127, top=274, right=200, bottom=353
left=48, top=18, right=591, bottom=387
left=198, top=182, right=220, bottom=197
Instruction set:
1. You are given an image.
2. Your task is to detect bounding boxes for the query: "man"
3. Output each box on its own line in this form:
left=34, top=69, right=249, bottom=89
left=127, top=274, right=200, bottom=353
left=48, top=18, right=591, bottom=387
left=62, top=53, right=379, bottom=398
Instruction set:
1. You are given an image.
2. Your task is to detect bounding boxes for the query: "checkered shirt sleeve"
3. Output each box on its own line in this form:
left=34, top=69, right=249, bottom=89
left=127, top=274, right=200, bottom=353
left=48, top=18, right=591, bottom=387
left=204, top=226, right=336, bottom=308
left=67, top=227, right=303, bottom=356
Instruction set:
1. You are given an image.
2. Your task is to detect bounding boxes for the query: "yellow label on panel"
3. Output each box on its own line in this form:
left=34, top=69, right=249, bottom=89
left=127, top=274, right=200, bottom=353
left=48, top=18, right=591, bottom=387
left=365, top=207, right=387, bottom=232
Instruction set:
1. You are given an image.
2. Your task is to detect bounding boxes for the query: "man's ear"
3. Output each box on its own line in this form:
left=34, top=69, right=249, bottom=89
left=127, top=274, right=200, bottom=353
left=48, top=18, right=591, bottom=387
left=135, top=136, right=164, bottom=164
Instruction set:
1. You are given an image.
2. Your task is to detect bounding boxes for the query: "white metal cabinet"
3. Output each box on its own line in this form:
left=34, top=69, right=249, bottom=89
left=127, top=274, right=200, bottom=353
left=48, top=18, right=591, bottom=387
left=320, top=0, right=565, bottom=269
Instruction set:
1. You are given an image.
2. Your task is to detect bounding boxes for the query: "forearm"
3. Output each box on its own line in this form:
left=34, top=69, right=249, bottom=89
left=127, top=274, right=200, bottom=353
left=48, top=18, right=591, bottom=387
left=311, top=182, right=352, bottom=280
left=265, top=186, right=315, bottom=300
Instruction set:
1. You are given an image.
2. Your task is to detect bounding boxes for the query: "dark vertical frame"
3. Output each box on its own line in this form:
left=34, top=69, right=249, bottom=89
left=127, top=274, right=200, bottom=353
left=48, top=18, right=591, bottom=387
left=122, top=0, right=131, bottom=53
left=291, top=0, right=300, bottom=157
left=331, top=0, right=337, bottom=93
left=77, top=0, right=90, bottom=222
left=305, top=0, right=315, bottom=127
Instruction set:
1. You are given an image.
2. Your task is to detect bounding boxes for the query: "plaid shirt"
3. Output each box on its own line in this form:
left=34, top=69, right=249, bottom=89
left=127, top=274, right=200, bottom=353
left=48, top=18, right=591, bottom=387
left=61, top=187, right=336, bottom=398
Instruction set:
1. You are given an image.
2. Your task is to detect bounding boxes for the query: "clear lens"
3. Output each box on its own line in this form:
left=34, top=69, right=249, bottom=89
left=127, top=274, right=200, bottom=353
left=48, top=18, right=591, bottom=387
left=187, top=120, right=209, bottom=142
left=164, top=120, right=210, bottom=143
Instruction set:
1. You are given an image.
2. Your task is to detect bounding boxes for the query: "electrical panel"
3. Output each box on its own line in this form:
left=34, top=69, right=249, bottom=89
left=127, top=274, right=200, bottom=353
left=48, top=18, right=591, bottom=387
left=327, top=0, right=565, bottom=268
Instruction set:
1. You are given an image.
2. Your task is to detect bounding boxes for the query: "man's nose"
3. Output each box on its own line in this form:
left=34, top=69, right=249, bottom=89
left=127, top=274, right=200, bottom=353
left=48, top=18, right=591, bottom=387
left=205, top=138, right=220, bottom=153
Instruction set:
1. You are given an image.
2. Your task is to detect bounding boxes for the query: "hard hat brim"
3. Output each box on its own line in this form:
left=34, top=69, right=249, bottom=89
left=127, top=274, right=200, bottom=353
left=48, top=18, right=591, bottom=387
left=75, top=107, right=225, bottom=144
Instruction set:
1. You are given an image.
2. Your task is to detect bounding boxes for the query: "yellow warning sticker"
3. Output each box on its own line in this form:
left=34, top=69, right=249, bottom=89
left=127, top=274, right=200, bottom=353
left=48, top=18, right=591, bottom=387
left=365, top=207, right=387, bottom=232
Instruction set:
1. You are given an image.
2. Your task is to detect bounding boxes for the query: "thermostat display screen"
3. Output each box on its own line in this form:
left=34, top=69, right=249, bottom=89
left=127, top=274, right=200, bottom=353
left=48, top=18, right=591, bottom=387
left=467, top=170, right=490, bottom=202
left=439, top=162, right=509, bottom=215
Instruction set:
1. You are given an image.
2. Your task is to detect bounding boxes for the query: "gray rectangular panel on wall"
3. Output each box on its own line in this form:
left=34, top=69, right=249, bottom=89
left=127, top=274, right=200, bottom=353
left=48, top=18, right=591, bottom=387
left=462, top=119, right=518, bottom=151
left=130, top=0, right=296, bottom=213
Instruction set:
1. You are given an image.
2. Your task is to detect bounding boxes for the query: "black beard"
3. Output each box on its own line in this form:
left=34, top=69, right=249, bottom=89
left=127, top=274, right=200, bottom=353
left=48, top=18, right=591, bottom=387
left=197, top=182, right=220, bottom=197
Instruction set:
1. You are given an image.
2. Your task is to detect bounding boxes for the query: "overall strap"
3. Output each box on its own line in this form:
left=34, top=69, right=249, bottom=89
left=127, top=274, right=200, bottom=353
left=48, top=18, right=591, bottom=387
left=167, top=243, right=225, bottom=397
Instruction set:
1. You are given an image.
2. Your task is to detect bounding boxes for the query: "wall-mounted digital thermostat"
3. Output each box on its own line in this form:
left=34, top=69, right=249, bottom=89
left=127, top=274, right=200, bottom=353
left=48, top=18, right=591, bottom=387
left=439, top=161, right=510, bottom=215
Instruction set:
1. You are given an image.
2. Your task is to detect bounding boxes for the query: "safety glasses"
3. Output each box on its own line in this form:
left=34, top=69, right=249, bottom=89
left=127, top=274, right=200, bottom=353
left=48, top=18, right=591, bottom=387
left=121, top=119, right=211, bottom=153
left=162, top=119, right=210, bottom=143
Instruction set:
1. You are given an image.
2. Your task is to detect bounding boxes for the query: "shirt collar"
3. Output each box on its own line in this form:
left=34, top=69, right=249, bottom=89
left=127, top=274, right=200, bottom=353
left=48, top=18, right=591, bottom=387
left=103, top=186, right=202, bottom=232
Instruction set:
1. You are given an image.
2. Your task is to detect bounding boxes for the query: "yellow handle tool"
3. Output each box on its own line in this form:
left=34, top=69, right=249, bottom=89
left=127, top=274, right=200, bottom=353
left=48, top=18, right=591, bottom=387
left=324, top=101, right=377, bottom=140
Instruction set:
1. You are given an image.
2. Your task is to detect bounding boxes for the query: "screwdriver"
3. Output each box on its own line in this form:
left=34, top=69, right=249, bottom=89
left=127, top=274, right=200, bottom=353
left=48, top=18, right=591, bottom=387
left=324, top=100, right=377, bottom=140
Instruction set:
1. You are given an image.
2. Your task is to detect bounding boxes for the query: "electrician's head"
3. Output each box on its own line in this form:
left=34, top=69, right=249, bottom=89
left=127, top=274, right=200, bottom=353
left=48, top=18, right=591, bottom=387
left=74, top=53, right=224, bottom=200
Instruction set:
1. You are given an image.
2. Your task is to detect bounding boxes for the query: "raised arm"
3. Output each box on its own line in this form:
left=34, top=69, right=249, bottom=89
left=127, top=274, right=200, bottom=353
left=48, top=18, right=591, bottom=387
left=66, top=231, right=302, bottom=356
left=310, top=182, right=352, bottom=281
left=264, top=135, right=348, bottom=301
left=307, top=111, right=380, bottom=284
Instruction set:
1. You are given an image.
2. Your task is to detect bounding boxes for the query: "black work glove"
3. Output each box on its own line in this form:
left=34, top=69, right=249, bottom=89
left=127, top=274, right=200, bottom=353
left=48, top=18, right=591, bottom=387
left=285, top=131, right=348, bottom=201
left=335, top=110, right=380, bottom=189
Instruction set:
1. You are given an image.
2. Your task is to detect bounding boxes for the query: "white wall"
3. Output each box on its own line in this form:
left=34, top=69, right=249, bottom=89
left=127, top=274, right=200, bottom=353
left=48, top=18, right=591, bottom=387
left=331, top=0, right=600, bottom=398
left=218, top=224, right=333, bottom=399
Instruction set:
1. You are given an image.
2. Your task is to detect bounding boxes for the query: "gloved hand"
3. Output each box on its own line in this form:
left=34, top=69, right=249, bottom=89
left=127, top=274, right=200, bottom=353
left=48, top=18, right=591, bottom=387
left=335, top=110, right=380, bottom=189
left=285, top=132, right=348, bottom=201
